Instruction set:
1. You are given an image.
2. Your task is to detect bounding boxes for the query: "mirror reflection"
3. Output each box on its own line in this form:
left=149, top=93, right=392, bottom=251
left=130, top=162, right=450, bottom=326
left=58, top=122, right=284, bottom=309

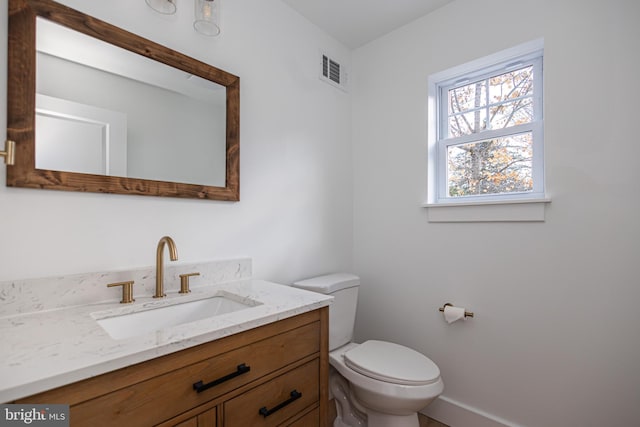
left=35, top=18, right=227, bottom=187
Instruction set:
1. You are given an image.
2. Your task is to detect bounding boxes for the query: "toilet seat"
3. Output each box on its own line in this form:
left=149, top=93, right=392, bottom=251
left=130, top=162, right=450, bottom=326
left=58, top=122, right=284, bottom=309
left=344, top=340, right=440, bottom=386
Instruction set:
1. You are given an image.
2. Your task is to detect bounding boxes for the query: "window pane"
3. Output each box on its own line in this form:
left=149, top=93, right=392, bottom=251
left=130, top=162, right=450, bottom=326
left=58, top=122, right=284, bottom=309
left=488, top=66, right=534, bottom=104
left=447, top=132, right=533, bottom=197
left=488, top=98, right=533, bottom=129
left=448, top=80, right=486, bottom=114
left=448, top=109, right=488, bottom=137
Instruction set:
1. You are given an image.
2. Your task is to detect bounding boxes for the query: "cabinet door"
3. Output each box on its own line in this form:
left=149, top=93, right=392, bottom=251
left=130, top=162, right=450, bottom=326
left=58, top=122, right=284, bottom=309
left=224, top=359, right=319, bottom=427
left=170, top=407, right=216, bottom=427
left=284, top=407, right=319, bottom=427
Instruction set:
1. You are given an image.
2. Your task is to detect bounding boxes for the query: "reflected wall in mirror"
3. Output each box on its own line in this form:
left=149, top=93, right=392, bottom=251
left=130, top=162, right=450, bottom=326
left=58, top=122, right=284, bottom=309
left=36, top=18, right=227, bottom=186
left=7, top=0, right=240, bottom=200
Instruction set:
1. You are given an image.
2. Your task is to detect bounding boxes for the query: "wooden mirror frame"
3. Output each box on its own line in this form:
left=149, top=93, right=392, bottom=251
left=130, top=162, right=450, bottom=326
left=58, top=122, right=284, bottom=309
left=7, top=0, right=240, bottom=200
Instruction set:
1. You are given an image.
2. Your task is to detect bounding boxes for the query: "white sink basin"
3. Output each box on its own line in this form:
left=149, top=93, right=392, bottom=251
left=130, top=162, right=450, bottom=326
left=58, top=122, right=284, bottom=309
left=94, top=293, right=260, bottom=340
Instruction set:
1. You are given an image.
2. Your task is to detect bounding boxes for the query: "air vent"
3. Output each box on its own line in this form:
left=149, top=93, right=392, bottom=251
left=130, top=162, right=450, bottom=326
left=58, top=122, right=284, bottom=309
left=320, top=53, right=347, bottom=91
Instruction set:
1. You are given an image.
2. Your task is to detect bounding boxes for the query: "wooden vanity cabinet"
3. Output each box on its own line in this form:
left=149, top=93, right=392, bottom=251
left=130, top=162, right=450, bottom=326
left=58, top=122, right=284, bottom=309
left=16, top=308, right=329, bottom=427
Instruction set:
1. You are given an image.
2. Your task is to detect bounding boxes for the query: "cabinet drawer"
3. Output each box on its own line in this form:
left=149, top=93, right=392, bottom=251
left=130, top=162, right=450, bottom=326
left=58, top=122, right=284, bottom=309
left=70, top=322, right=319, bottom=427
left=223, top=359, right=319, bottom=427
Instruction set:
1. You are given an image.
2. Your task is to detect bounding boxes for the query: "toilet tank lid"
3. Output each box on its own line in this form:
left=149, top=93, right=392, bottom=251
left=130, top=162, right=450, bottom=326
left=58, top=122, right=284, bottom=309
left=293, top=273, right=360, bottom=294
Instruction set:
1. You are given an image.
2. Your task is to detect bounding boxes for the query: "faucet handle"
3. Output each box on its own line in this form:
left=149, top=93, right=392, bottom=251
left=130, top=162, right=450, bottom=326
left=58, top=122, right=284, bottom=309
left=179, top=272, right=200, bottom=294
left=107, top=280, right=135, bottom=304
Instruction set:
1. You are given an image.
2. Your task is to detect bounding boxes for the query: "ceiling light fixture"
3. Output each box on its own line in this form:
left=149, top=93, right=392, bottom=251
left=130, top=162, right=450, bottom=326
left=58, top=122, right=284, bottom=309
left=194, top=0, right=221, bottom=36
left=145, top=0, right=221, bottom=37
left=145, top=0, right=176, bottom=15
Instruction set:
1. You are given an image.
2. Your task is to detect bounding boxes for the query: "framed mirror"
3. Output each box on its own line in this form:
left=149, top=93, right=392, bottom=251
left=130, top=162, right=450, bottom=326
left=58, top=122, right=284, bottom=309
left=7, top=0, right=240, bottom=200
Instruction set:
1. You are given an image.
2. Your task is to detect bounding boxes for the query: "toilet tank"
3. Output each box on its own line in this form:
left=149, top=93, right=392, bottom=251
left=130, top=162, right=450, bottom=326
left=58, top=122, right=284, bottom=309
left=292, top=273, right=360, bottom=351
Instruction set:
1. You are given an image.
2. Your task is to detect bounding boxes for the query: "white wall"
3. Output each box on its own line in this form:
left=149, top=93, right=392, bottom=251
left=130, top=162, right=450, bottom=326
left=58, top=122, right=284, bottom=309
left=352, top=0, right=640, bottom=426
left=0, top=0, right=353, bottom=284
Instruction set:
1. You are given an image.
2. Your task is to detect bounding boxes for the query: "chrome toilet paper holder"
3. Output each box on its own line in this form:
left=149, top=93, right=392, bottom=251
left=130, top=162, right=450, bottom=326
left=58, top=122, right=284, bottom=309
left=438, top=303, right=474, bottom=318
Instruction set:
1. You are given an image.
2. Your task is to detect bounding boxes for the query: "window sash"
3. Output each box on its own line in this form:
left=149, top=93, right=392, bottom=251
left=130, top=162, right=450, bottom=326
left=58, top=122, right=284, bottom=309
left=436, top=121, right=543, bottom=201
left=438, top=57, right=542, bottom=141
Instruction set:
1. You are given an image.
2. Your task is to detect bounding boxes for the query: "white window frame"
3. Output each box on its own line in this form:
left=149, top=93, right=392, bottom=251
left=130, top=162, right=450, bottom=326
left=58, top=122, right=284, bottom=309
left=426, top=39, right=549, bottom=221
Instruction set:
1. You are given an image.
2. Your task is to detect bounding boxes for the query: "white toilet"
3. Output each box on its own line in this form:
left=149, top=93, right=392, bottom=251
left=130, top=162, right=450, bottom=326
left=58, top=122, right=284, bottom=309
left=293, top=273, right=444, bottom=427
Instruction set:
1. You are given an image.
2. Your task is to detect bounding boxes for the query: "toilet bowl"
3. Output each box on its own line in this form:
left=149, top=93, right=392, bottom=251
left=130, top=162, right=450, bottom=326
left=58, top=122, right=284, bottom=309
left=331, top=341, right=443, bottom=426
left=292, top=273, right=444, bottom=427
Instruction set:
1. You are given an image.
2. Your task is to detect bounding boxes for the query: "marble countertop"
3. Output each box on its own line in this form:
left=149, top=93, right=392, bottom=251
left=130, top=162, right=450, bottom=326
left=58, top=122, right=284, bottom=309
left=0, top=279, right=332, bottom=402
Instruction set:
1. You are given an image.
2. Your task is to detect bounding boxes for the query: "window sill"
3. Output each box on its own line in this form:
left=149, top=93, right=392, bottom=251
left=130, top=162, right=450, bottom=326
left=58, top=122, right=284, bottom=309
left=422, top=198, right=551, bottom=222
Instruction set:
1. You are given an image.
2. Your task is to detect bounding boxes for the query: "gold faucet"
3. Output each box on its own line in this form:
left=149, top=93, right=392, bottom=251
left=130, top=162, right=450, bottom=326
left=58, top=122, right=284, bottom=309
left=155, top=236, right=178, bottom=298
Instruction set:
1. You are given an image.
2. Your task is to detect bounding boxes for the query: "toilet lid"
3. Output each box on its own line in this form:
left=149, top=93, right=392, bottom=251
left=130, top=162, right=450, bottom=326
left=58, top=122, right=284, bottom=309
left=344, top=340, right=440, bottom=386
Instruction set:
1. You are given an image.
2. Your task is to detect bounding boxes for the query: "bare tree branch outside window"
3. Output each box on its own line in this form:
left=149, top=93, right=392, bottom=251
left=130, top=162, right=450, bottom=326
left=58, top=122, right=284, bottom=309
left=446, top=66, right=534, bottom=196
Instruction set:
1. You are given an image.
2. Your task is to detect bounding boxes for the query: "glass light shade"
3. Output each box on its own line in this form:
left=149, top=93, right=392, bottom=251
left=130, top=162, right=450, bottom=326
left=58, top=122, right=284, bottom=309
left=194, top=0, right=221, bottom=36
left=145, top=0, right=177, bottom=15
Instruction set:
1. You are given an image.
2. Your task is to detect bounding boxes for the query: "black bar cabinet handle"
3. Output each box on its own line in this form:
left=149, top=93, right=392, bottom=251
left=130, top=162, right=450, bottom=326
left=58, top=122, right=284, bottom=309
left=193, top=363, right=250, bottom=393
left=258, top=390, right=302, bottom=417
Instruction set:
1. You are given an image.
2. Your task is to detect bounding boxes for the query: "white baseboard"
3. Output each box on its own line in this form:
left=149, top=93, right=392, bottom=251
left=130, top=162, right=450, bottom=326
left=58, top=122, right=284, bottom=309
left=421, top=395, right=522, bottom=427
